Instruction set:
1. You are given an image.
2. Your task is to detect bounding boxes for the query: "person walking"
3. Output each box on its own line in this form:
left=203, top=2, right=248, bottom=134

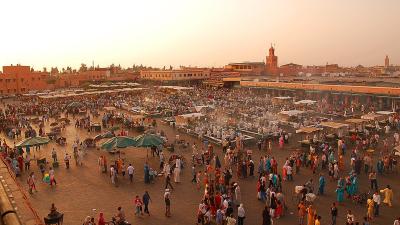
left=262, top=206, right=272, bottom=225
left=110, top=166, right=117, bottom=187
left=366, top=197, right=374, bottom=220
left=330, top=202, right=338, bottom=225
left=127, top=163, right=134, bottom=183
left=142, top=191, right=151, bottom=216
left=97, top=212, right=105, bottom=225
left=369, top=171, right=378, bottom=191
left=27, top=172, right=37, bottom=194
left=306, top=204, right=316, bottom=225
left=315, top=216, right=321, bottom=225
left=49, top=167, right=56, bottom=187
left=237, top=203, right=245, bottom=225
left=335, top=185, right=344, bottom=204
left=380, top=185, right=393, bottom=207
left=51, top=148, right=57, bottom=162
left=298, top=201, right=307, bottom=225
left=134, top=195, right=143, bottom=216
left=191, top=165, right=197, bottom=183
left=372, top=191, right=381, bottom=217
left=165, top=173, right=174, bottom=190
left=318, top=173, right=326, bottom=195
left=144, top=162, right=150, bottom=184
left=64, top=153, right=71, bottom=169
left=24, top=154, right=30, bottom=171
left=164, top=189, right=171, bottom=217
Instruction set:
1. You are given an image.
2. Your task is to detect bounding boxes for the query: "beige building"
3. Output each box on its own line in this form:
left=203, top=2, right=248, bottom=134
left=140, top=69, right=211, bottom=81
left=224, top=62, right=265, bottom=76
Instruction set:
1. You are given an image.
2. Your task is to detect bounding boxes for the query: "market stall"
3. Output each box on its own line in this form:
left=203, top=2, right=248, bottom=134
left=175, top=113, right=204, bottom=126
left=272, top=96, right=293, bottom=106
left=319, top=121, right=349, bottom=139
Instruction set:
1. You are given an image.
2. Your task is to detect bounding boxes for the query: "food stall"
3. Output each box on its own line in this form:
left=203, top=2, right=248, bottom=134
left=175, top=113, right=204, bottom=126
left=278, top=110, right=305, bottom=122
left=319, top=121, right=349, bottom=140
left=345, top=118, right=368, bottom=135
left=272, top=96, right=293, bottom=106
left=296, top=127, right=323, bottom=148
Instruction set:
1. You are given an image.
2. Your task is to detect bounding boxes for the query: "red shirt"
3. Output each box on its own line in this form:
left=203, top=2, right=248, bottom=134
left=134, top=198, right=142, bottom=206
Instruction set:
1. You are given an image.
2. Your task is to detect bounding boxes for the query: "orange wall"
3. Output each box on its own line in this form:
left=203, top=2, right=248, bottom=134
left=0, top=66, right=50, bottom=94
left=0, top=65, right=135, bottom=94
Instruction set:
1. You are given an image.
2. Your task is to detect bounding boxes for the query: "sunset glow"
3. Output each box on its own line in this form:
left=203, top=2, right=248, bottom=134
left=1, top=0, right=399, bottom=69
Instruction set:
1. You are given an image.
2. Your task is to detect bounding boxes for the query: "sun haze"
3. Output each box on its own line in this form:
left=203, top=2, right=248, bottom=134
left=1, top=0, right=399, bottom=69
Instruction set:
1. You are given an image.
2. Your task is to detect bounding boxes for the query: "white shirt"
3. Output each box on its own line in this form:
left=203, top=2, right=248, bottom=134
left=347, top=214, right=355, bottom=223
left=199, top=203, right=206, bottom=214
left=237, top=206, right=245, bottom=217
left=373, top=193, right=381, bottom=205
left=286, top=166, right=292, bottom=175
left=127, top=166, right=134, bottom=175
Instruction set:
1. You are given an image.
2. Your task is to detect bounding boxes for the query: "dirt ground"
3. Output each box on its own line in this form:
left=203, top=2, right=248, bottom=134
left=2, top=112, right=400, bottom=225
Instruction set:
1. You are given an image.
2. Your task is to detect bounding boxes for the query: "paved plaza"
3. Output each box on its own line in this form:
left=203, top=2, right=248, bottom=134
left=1, top=111, right=399, bottom=225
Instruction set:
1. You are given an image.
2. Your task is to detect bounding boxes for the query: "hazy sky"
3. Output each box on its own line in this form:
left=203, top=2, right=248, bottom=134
left=1, top=0, right=399, bottom=70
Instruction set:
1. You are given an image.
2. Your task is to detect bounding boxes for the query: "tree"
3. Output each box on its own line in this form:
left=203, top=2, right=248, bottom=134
left=51, top=67, right=59, bottom=75
left=79, top=63, right=88, bottom=72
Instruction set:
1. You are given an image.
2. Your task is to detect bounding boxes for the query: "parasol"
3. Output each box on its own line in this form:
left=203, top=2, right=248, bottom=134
left=16, top=136, right=50, bottom=147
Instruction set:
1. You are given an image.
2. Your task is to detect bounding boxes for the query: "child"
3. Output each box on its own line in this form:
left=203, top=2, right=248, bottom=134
left=134, top=195, right=143, bottom=216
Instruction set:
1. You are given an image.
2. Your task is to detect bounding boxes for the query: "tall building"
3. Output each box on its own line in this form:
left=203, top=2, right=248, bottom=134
left=266, top=45, right=278, bottom=75
left=385, top=55, right=390, bottom=67
left=0, top=65, right=49, bottom=95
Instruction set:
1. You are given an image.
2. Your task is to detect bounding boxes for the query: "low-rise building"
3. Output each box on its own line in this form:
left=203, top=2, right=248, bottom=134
left=224, top=62, right=265, bottom=76
left=0, top=65, right=136, bottom=95
left=140, top=69, right=211, bottom=81
left=279, top=63, right=303, bottom=76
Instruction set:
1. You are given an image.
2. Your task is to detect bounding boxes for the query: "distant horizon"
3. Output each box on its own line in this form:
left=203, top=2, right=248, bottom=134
left=1, top=56, right=398, bottom=73
left=1, top=0, right=399, bottom=70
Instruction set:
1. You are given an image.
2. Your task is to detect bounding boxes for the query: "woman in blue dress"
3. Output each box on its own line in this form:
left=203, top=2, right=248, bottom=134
left=335, top=185, right=344, bottom=204
left=351, top=175, right=358, bottom=195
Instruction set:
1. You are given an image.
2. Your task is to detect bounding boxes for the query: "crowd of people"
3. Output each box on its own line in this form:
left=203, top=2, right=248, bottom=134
left=1, top=84, right=400, bottom=225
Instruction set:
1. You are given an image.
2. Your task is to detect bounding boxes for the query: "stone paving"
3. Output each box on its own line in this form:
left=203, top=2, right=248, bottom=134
left=1, top=112, right=400, bottom=225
